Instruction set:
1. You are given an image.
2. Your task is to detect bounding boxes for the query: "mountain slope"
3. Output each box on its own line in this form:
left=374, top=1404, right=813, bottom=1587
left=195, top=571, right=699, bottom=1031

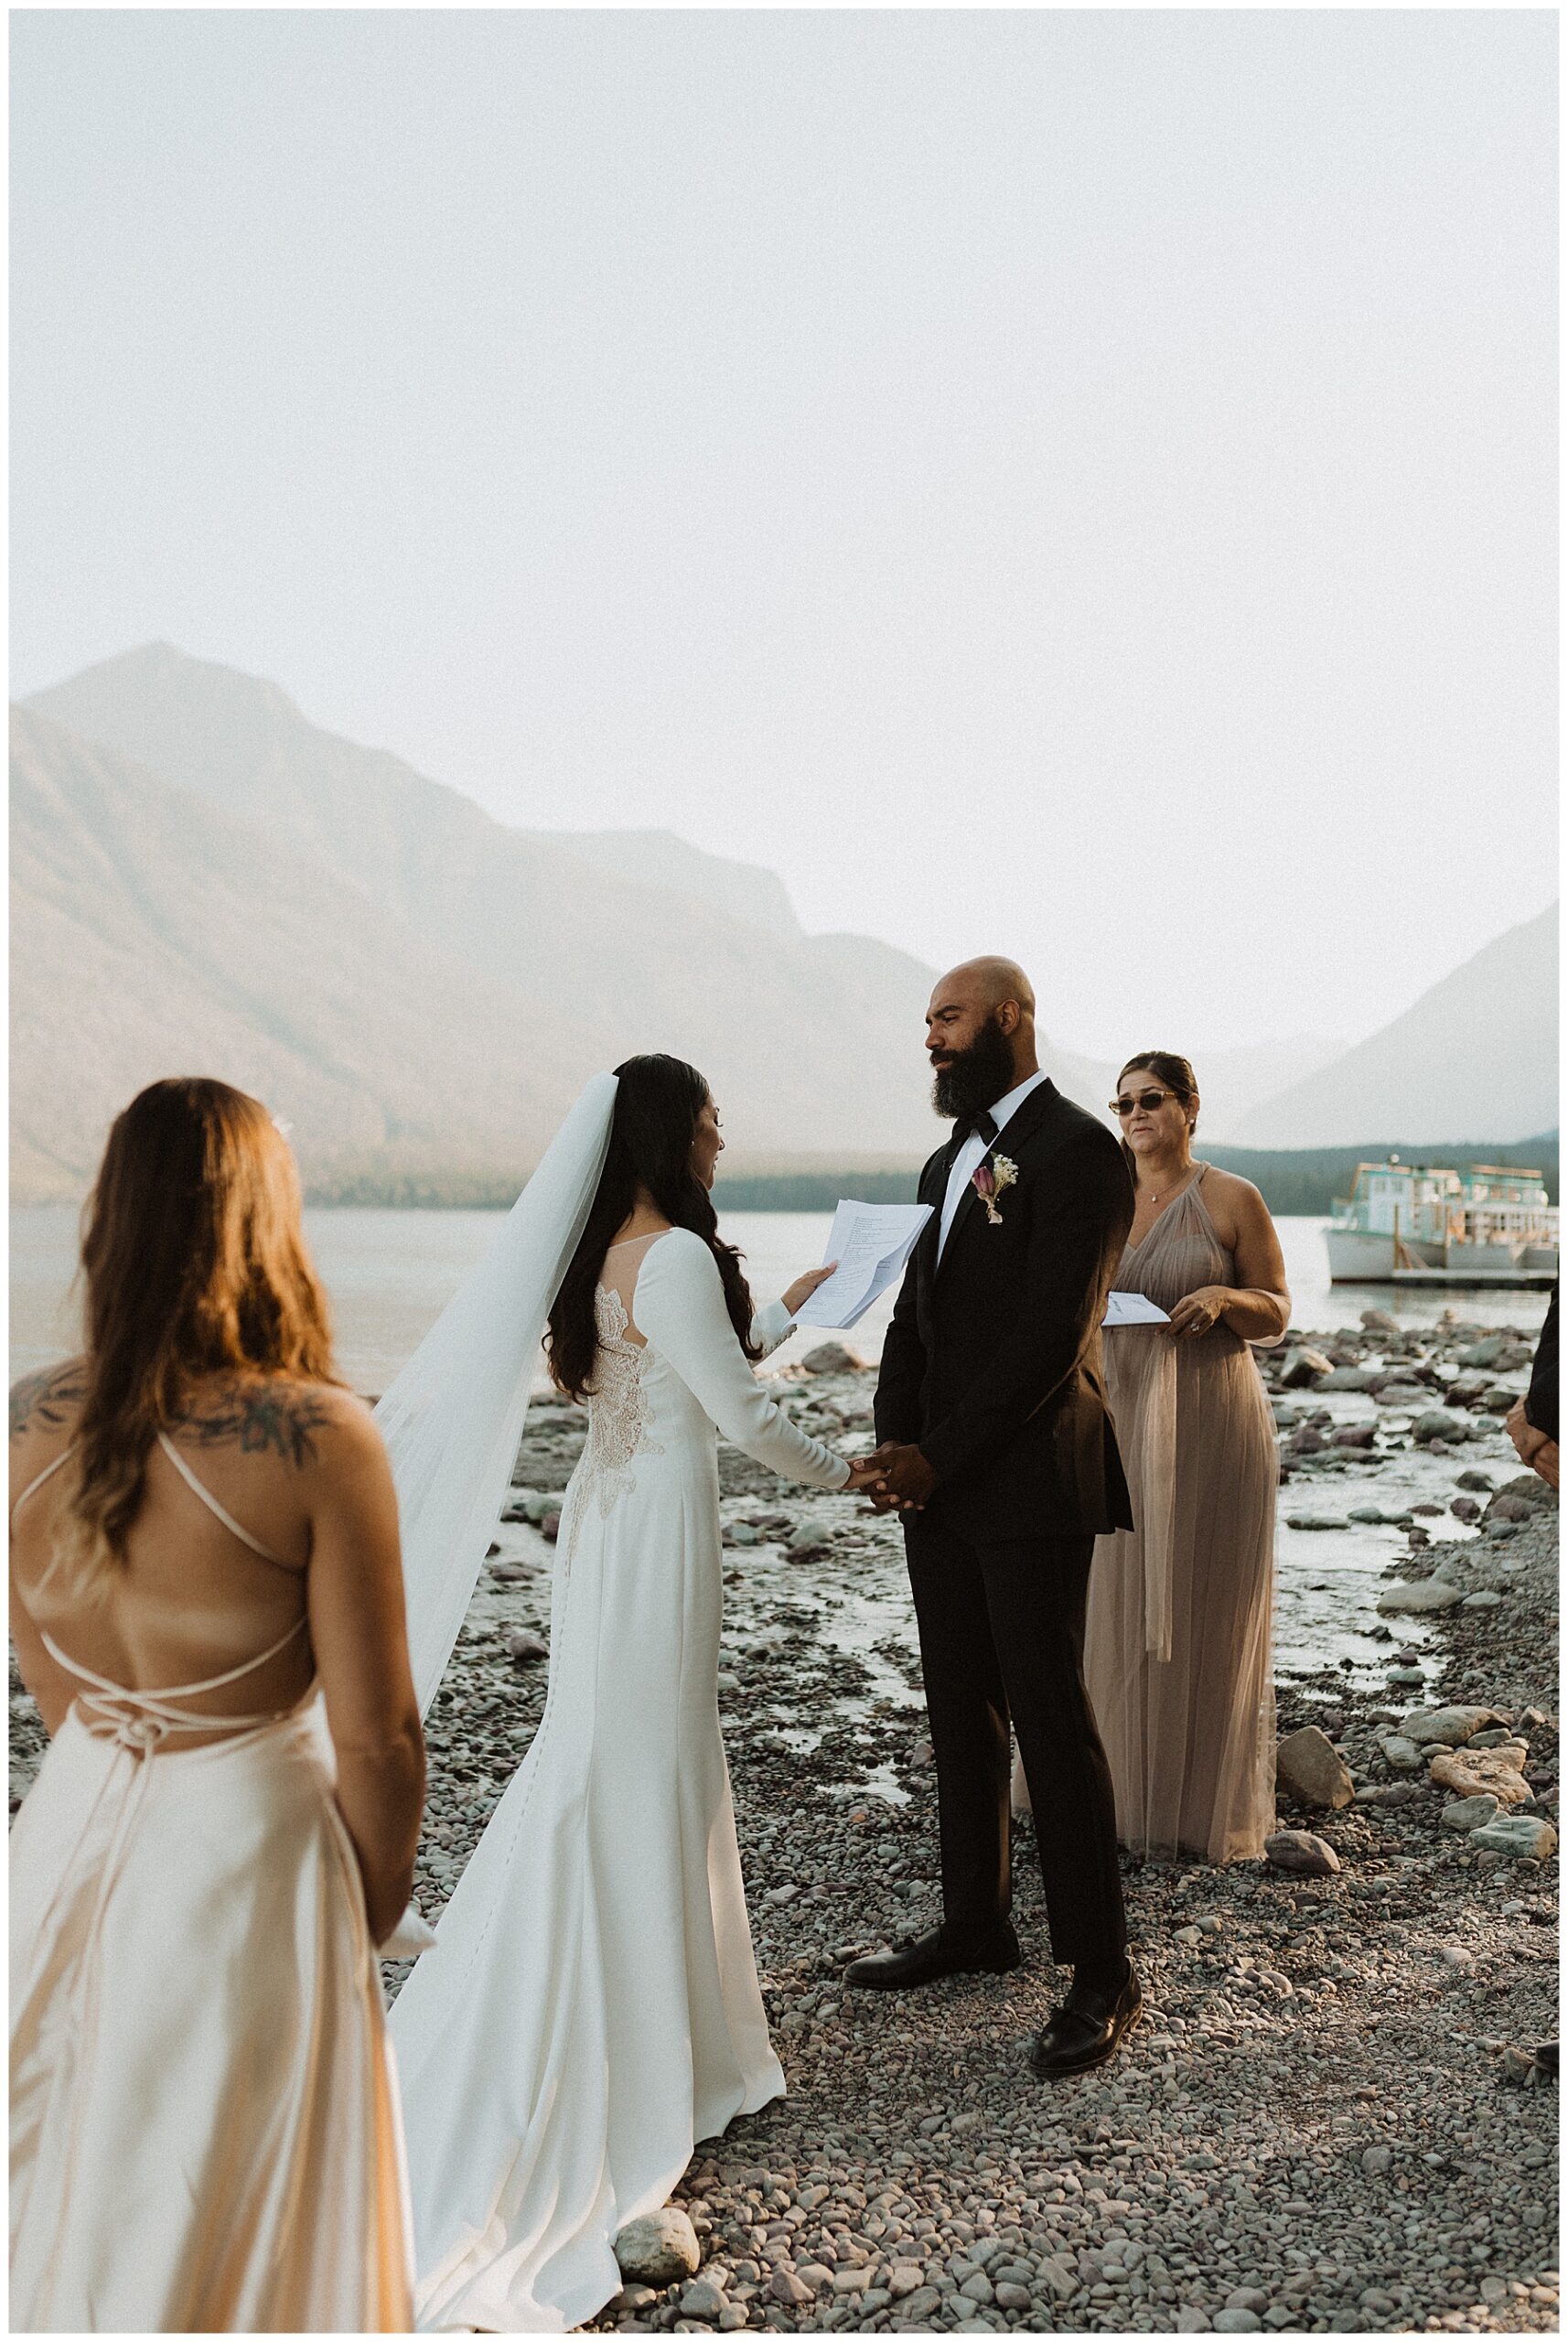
left=1232, top=904, right=1559, bottom=1146
left=1188, top=1035, right=1348, bottom=1142
left=18, top=643, right=1118, bottom=1172
left=11, top=707, right=606, bottom=1200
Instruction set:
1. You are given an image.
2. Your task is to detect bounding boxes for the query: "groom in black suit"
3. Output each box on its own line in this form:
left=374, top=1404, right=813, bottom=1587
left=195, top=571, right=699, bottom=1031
left=847, top=957, right=1140, bottom=2077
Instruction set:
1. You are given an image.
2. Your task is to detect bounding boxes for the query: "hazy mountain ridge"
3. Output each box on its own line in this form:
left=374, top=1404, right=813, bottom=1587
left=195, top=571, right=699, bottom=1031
left=10, top=707, right=596, bottom=1200
left=1232, top=903, right=1558, bottom=1147
left=14, top=643, right=1554, bottom=1201
left=15, top=644, right=1135, bottom=1199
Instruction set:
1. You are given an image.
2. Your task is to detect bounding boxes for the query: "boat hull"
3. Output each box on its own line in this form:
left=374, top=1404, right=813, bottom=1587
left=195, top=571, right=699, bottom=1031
left=1326, top=1230, right=1557, bottom=1288
left=1326, top=1230, right=1444, bottom=1281
left=1326, top=1230, right=1397, bottom=1281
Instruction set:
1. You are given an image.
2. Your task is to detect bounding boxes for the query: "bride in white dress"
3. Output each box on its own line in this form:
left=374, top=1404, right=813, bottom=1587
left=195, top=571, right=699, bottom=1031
left=381, top=1057, right=875, bottom=2332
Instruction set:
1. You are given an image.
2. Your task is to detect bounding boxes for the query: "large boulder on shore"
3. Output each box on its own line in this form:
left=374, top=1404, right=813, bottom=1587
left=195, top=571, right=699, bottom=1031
left=614, top=2208, right=700, bottom=2286
left=1412, top=1410, right=1480, bottom=1445
left=1429, top=1743, right=1534, bottom=1807
left=1470, top=1814, right=1558, bottom=1862
left=1441, top=1794, right=1501, bottom=1832
left=801, top=1340, right=864, bottom=1375
left=1275, top=1725, right=1355, bottom=1810
left=1488, top=1473, right=1558, bottom=1513
left=1265, top=1830, right=1341, bottom=1876
left=1377, top=1578, right=1466, bottom=1615
left=1374, top=1380, right=1430, bottom=1409
left=1398, top=1705, right=1505, bottom=1747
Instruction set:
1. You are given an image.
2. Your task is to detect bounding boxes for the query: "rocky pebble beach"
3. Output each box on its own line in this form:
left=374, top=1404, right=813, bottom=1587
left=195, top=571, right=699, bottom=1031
left=8, top=1311, right=1558, bottom=2333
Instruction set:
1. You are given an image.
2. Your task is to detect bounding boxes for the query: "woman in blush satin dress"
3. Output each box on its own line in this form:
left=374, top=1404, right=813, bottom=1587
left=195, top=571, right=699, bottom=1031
left=9, top=1078, right=425, bottom=2332
left=391, top=1056, right=881, bottom=2334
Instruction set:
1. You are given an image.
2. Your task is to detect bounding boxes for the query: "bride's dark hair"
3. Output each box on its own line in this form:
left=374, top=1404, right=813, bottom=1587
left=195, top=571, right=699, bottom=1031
left=546, top=1055, right=759, bottom=1402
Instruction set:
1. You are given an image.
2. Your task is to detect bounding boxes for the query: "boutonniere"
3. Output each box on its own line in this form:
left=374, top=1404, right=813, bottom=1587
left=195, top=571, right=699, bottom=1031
left=972, top=1152, right=1020, bottom=1225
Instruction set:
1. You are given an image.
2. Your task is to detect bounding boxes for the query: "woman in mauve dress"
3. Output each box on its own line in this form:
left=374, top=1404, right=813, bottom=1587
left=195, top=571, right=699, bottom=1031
left=1090, top=1052, right=1289, bottom=1861
left=1018, top=1052, right=1289, bottom=1864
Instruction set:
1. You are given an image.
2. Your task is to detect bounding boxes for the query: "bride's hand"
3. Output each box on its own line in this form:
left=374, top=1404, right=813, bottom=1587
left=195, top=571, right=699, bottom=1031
left=844, top=1455, right=919, bottom=1512
left=782, top=1262, right=838, bottom=1316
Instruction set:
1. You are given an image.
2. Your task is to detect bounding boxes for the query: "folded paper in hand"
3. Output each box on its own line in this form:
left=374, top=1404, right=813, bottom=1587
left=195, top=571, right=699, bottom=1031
left=792, top=1201, right=934, bottom=1330
left=1103, top=1291, right=1170, bottom=1327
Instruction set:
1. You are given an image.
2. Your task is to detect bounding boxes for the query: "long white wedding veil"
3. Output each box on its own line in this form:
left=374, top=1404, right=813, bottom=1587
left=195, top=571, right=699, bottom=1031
left=374, top=1073, right=618, bottom=1713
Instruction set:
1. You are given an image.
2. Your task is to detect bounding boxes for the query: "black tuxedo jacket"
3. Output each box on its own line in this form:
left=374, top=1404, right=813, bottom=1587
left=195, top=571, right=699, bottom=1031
left=1526, top=1283, right=1558, bottom=1443
left=875, top=1079, right=1135, bottom=1539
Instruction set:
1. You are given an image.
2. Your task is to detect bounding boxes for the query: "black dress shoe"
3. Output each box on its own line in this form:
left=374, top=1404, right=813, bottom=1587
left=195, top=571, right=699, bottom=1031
left=843, top=1921, right=1021, bottom=1992
left=1029, top=1957, right=1143, bottom=2078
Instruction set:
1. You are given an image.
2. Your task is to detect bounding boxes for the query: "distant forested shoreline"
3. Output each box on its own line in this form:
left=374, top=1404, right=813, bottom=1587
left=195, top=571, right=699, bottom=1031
left=298, top=1135, right=1558, bottom=1214
left=712, top=1139, right=1559, bottom=1216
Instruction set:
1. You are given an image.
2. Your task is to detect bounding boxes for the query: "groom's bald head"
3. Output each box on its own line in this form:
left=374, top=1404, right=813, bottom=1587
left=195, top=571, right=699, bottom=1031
left=944, top=956, right=1036, bottom=1022
left=926, top=957, right=1041, bottom=1111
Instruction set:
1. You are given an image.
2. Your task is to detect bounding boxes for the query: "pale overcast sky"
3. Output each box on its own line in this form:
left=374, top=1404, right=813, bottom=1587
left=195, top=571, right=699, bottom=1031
left=11, top=9, right=1556, bottom=1061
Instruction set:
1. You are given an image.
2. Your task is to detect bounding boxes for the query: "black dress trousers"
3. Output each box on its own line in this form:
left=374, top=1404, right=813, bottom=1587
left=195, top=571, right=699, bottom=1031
left=903, top=1510, right=1127, bottom=1969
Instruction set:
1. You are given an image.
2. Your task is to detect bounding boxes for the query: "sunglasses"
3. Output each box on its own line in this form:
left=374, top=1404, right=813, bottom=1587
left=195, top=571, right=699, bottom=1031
left=1111, top=1089, right=1178, bottom=1116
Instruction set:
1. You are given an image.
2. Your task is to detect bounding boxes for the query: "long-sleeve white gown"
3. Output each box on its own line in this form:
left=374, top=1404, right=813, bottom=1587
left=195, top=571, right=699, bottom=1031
left=391, top=1229, right=849, bottom=2332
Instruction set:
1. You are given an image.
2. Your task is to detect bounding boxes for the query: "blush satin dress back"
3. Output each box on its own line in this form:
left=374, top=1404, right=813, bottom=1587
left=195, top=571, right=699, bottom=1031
left=9, top=1437, right=414, bottom=2333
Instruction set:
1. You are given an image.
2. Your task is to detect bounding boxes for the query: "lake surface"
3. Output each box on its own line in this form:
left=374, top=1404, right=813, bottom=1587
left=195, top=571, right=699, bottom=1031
left=11, top=1203, right=1545, bottom=1692
left=10, top=1205, right=1549, bottom=1391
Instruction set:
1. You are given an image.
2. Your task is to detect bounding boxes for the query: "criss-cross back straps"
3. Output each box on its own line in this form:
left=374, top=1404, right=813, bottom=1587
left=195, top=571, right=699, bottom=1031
left=10, top=1434, right=291, bottom=1570
left=15, top=1436, right=307, bottom=1747
left=9, top=1445, right=72, bottom=1526
left=154, top=1434, right=291, bottom=1568
left=38, top=1609, right=308, bottom=1725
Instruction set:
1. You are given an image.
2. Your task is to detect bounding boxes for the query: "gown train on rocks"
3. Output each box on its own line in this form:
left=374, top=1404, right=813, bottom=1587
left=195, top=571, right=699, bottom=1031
left=392, top=1229, right=850, bottom=2333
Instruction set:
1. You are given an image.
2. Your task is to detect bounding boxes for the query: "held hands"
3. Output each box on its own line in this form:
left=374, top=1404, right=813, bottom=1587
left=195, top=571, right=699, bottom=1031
left=1167, top=1285, right=1229, bottom=1338
left=843, top=1457, right=888, bottom=1492
left=1507, top=1396, right=1549, bottom=1467
left=853, top=1441, right=939, bottom=1513
left=783, top=1261, right=838, bottom=1317
left=1508, top=1398, right=1559, bottom=1488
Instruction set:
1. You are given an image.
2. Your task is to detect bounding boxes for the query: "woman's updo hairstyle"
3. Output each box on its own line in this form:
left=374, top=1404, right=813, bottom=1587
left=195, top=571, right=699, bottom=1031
left=1115, top=1051, right=1200, bottom=1179
left=546, top=1054, right=759, bottom=1401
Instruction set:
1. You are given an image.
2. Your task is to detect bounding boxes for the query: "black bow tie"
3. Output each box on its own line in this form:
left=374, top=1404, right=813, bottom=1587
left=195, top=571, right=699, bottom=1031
left=954, top=1109, right=999, bottom=1145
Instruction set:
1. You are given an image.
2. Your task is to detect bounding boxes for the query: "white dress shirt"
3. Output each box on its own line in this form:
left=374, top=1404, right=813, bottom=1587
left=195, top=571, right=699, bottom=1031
left=936, top=1069, right=1049, bottom=1259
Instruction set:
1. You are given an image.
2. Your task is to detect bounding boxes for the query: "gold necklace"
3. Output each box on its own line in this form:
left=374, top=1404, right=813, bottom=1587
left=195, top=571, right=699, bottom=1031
left=1144, top=1162, right=1194, bottom=1208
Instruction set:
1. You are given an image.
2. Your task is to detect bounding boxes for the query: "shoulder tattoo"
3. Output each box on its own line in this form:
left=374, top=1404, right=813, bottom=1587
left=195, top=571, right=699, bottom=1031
left=174, top=1384, right=334, bottom=1468
left=9, top=1361, right=88, bottom=1444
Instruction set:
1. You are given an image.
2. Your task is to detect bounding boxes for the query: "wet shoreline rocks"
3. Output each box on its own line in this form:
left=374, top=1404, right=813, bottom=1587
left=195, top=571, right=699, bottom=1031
left=5, top=1310, right=1557, bottom=2333
left=475, top=1317, right=1560, bottom=2335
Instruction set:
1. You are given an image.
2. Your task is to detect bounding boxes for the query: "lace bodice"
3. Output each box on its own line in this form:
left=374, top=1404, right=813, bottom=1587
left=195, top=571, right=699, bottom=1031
left=575, top=1286, right=666, bottom=1525
left=558, top=1230, right=849, bottom=1555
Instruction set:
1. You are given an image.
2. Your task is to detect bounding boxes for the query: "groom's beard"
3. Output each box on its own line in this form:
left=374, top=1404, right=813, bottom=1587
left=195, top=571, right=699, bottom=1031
left=931, top=1016, right=1017, bottom=1122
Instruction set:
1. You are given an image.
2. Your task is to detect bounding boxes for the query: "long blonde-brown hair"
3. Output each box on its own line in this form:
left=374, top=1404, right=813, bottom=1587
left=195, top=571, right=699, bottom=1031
left=60, top=1078, right=338, bottom=1595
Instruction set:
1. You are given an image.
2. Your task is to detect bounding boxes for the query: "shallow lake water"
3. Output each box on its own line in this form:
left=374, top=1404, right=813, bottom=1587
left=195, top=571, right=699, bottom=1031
left=9, top=1205, right=1549, bottom=1390
left=12, top=1205, right=1543, bottom=1711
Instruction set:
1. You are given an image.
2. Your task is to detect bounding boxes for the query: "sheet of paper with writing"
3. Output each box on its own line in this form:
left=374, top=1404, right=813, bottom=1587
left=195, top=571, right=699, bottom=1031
left=791, top=1201, right=935, bottom=1330
left=1103, top=1291, right=1171, bottom=1327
